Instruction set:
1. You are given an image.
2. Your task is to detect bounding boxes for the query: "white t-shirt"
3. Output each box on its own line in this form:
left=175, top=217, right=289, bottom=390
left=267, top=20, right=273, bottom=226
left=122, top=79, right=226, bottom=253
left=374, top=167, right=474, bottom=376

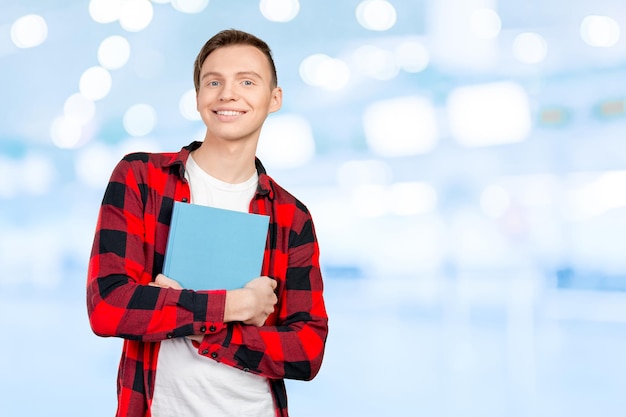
left=151, top=154, right=274, bottom=417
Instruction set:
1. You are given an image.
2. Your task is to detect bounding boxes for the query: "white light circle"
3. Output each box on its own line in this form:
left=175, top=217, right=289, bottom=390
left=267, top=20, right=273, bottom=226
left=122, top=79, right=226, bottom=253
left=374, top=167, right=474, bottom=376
left=363, top=96, right=438, bottom=157
left=299, top=54, right=350, bottom=91
left=353, top=45, right=399, bottom=80
left=64, top=93, right=96, bottom=125
left=10, top=14, right=48, bottom=48
left=260, top=0, right=300, bottom=22
left=299, top=54, right=329, bottom=86
left=171, top=0, right=210, bottom=14
left=580, top=15, right=621, bottom=48
left=179, top=89, right=201, bottom=121
left=356, top=0, right=397, bottom=31
left=89, top=0, right=123, bottom=24
left=51, top=117, right=83, bottom=149
left=75, top=143, right=119, bottom=189
left=119, top=0, right=154, bottom=32
left=98, top=35, right=131, bottom=70
left=395, top=40, right=429, bottom=73
left=513, top=32, right=548, bottom=64
left=123, top=104, right=157, bottom=137
left=79, top=66, right=112, bottom=101
left=470, top=8, right=501, bottom=39
left=447, top=82, right=531, bottom=147
left=258, top=114, right=316, bottom=169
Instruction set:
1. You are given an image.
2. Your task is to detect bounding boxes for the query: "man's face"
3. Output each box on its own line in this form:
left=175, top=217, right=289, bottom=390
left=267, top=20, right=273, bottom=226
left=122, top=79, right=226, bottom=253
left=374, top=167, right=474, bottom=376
left=196, top=44, right=282, bottom=144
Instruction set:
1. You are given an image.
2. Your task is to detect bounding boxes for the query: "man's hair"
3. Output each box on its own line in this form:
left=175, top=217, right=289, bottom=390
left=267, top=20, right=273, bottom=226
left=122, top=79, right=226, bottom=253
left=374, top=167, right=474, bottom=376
left=193, top=29, right=278, bottom=92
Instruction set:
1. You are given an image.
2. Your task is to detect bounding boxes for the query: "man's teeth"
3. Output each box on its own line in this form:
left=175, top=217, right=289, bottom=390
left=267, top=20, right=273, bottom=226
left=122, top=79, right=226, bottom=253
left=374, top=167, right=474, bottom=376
left=216, top=110, right=243, bottom=116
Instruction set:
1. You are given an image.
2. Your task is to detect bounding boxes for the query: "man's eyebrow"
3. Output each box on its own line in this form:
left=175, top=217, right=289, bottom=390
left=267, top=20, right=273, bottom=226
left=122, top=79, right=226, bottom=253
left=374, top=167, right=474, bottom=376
left=200, top=71, right=264, bottom=81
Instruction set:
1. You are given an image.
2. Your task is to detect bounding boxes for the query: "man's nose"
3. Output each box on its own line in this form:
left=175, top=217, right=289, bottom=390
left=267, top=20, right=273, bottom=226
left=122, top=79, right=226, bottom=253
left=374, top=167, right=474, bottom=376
left=219, top=82, right=238, bottom=101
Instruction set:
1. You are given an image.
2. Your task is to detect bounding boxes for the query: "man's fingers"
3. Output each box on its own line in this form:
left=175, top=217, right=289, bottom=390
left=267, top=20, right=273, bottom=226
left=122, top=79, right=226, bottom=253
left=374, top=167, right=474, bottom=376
left=268, top=277, right=277, bottom=290
left=153, top=273, right=183, bottom=290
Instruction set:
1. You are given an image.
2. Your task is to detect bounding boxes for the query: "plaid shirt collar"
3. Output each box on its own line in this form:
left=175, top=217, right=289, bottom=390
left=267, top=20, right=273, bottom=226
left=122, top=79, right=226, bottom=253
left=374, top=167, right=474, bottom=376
left=162, top=141, right=275, bottom=200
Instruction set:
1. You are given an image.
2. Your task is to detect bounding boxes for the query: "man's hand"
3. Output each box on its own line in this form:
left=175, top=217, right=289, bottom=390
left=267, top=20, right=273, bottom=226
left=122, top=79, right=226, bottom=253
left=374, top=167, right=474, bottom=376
left=225, top=276, right=278, bottom=327
left=149, top=274, right=203, bottom=343
left=148, top=273, right=183, bottom=290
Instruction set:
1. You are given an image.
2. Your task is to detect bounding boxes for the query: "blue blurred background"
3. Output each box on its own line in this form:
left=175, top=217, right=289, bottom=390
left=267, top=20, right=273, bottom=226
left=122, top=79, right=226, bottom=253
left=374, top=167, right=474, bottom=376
left=2, top=0, right=626, bottom=416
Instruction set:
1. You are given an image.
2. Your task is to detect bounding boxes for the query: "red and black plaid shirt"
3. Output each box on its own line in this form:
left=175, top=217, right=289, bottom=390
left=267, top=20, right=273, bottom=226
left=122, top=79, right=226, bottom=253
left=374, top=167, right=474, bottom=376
left=87, top=141, right=328, bottom=417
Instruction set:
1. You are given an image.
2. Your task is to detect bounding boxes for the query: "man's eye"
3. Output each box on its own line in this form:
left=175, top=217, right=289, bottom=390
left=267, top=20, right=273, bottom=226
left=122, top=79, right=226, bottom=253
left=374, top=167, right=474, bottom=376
left=209, top=81, right=219, bottom=86
left=243, top=80, right=253, bottom=86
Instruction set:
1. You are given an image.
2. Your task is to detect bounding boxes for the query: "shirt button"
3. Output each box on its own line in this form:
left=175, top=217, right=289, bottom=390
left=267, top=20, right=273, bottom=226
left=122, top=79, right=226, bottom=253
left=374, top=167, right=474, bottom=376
left=209, top=325, right=216, bottom=332
left=211, top=352, right=218, bottom=359
left=202, top=349, right=209, bottom=355
left=243, top=368, right=250, bottom=372
left=200, top=326, right=206, bottom=333
left=182, top=198, right=188, bottom=202
left=166, top=333, right=173, bottom=339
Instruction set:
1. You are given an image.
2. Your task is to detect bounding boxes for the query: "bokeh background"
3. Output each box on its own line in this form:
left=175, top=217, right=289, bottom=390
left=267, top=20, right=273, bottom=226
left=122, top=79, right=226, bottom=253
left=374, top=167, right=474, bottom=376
left=2, top=0, right=626, bottom=416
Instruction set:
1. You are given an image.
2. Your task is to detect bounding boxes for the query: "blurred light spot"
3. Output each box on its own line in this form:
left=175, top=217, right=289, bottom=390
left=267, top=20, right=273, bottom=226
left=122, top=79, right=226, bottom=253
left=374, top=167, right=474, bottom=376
left=10, top=14, right=48, bottom=48
left=152, top=0, right=171, bottom=3
left=75, top=143, right=119, bottom=188
left=353, top=45, right=399, bottom=80
left=123, top=104, right=157, bottom=137
left=89, top=0, right=123, bottom=23
left=580, top=15, right=620, bottom=48
left=299, top=54, right=350, bottom=91
left=180, top=89, right=201, bottom=121
left=356, top=0, right=396, bottom=31
left=389, top=182, right=437, bottom=216
left=337, top=159, right=392, bottom=189
left=597, top=98, right=626, bottom=119
left=171, top=0, right=210, bottom=14
left=119, top=0, right=153, bottom=32
left=260, top=0, right=300, bottom=22
left=0, top=157, right=18, bottom=198
left=363, top=96, right=438, bottom=157
left=470, top=8, right=501, bottom=40
left=513, top=32, right=547, bottom=64
left=447, top=82, right=531, bottom=147
left=569, top=171, right=626, bottom=220
left=64, top=93, right=96, bottom=125
left=51, top=116, right=83, bottom=149
left=79, top=66, right=112, bottom=101
left=23, top=153, right=56, bottom=195
left=98, top=35, right=131, bottom=70
left=481, top=185, right=511, bottom=218
left=538, top=107, right=569, bottom=127
left=257, top=114, right=315, bottom=169
left=395, top=40, right=429, bottom=73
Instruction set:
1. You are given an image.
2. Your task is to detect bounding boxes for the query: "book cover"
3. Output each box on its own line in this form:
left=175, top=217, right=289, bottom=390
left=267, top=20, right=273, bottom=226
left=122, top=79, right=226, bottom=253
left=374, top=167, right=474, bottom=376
left=162, top=201, right=270, bottom=290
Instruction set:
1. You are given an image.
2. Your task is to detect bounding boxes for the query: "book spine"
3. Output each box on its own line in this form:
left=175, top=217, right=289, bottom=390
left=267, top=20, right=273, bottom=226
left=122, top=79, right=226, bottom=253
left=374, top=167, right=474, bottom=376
left=162, top=202, right=180, bottom=276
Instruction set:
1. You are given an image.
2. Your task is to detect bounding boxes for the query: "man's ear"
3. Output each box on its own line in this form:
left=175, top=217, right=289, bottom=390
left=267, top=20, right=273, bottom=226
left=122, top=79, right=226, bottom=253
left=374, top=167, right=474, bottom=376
left=269, top=87, right=283, bottom=114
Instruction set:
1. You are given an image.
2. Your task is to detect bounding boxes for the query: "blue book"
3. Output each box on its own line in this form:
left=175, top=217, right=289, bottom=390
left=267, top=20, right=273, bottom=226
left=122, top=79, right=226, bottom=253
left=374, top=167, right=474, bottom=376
left=163, top=201, right=270, bottom=290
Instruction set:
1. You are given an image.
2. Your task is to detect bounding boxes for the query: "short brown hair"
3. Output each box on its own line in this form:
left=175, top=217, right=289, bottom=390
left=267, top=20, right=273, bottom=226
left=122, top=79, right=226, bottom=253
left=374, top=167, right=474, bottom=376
left=193, top=29, right=278, bottom=92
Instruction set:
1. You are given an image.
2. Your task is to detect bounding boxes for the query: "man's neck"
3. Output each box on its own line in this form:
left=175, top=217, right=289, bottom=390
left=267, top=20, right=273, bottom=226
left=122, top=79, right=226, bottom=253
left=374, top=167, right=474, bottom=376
left=191, top=138, right=257, bottom=184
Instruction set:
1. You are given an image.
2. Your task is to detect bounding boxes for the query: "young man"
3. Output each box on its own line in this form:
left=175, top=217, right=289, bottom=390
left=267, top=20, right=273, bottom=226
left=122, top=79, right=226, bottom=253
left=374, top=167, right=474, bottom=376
left=87, top=29, right=328, bottom=417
